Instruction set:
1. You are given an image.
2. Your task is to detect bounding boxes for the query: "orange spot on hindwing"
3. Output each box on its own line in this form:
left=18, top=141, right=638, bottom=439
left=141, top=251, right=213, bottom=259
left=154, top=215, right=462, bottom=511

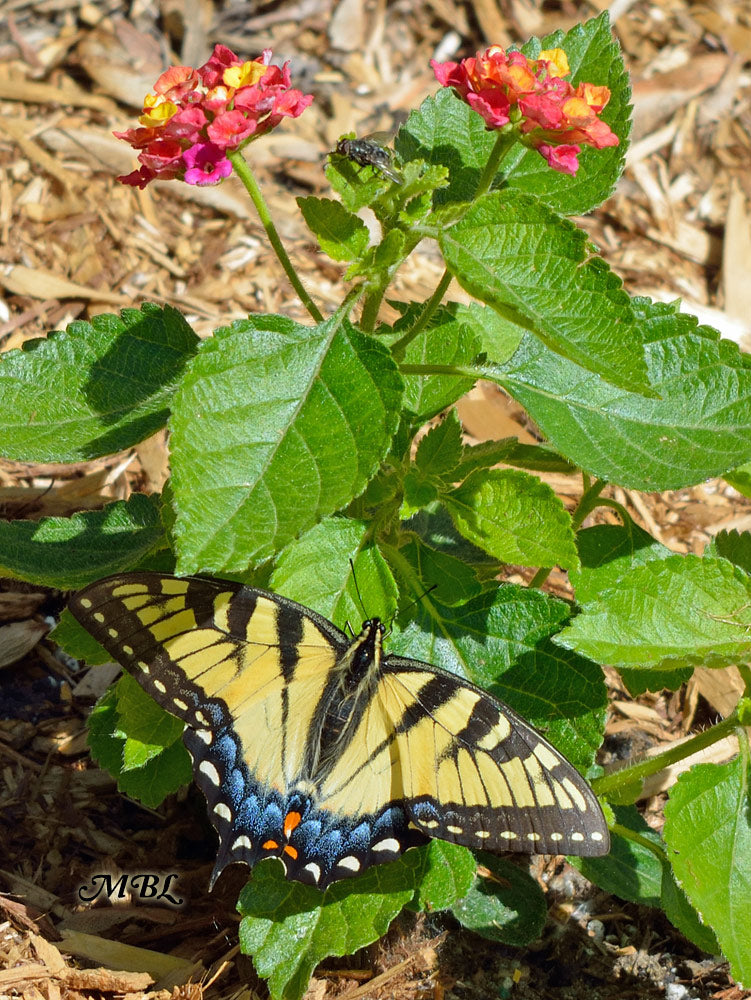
left=283, top=811, right=302, bottom=837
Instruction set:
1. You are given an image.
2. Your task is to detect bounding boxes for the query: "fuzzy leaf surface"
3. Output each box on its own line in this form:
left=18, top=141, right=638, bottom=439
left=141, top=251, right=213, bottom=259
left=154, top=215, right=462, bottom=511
left=170, top=315, right=403, bottom=572
left=494, top=299, right=751, bottom=490
left=0, top=305, right=197, bottom=460
left=440, top=192, right=650, bottom=393
left=557, top=554, right=751, bottom=670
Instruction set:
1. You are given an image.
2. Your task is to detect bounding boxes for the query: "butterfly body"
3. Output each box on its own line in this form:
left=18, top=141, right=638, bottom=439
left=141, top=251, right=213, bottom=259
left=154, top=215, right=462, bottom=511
left=70, top=573, right=609, bottom=890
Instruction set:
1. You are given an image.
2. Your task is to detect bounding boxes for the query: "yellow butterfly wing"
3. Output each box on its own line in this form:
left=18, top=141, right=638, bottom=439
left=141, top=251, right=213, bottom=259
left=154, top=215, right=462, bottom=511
left=316, top=654, right=609, bottom=858
left=70, top=574, right=608, bottom=890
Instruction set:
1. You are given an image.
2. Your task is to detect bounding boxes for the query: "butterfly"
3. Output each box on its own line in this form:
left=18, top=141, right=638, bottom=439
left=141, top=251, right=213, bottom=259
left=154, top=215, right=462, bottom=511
left=69, top=573, right=609, bottom=890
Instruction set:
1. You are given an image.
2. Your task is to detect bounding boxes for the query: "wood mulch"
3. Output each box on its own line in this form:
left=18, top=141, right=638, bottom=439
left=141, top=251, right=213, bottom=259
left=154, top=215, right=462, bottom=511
left=1, top=0, right=750, bottom=997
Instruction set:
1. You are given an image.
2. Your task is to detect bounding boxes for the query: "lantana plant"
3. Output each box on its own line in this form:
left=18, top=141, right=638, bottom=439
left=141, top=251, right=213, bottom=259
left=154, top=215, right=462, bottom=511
left=3, top=12, right=751, bottom=999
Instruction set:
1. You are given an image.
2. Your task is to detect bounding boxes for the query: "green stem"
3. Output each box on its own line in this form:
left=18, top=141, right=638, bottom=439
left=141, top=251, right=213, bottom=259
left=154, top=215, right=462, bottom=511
left=398, top=362, right=475, bottom=377
left=610, top=823, right=667, bottom=862
left=738, top=663, right=751, bottom=695
left=571, top=479, right=607, bottom=531
left=592, top=712, right=741, bottom=798
left=474, top=128, right=518, bottom=198
left=360, top=282, right=388, bottom=333
left=228, top=148, right=323, bottom=323
left=390, top=269, right=453, bottom=358
left=597, top=497, right=631, bottom=522
left=528, top=565, right=552, bottom=589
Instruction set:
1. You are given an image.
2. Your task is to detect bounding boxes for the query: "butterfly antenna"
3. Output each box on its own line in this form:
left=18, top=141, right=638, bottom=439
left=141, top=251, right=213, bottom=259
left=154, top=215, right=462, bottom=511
left=349, top=558, right=368, bottom=621
left=385, top=583, right=437, bottom=636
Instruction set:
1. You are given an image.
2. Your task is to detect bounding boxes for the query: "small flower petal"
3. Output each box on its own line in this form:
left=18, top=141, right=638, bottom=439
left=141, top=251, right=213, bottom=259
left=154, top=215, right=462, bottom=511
left=536, top=142, right=580, bottom=174
left=431, top=42, right=618, bottom=175
left=183, top=142, right=232, bottom=184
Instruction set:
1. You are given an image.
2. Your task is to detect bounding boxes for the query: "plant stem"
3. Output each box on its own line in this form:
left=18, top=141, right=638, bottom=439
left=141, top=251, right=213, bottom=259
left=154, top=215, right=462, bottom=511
left=592, top=712, right=742, bottom=798
left=360, top=282, right=389, bottom=333
left=738, top=663, right=751, bottom=695
left=390, top=269, right=453, bottom=358
left=474, top=128, right=517, bottom=198
left=610, top=822, right=667, bottom=862
left=571, top=478, right=607, bottom=531
left=228, top=148, right=323, bottom=323
left=389, top=131, right=516, bottom=358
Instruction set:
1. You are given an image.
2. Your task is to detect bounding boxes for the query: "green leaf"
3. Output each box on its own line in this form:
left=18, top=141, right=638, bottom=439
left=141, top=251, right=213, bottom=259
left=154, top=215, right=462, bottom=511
left=170, top=314, right=403, bottom=572
left=114, top=674, right=184, bottom=771
left=707, top=530, right=751, bottom=576
left=661, top=862, right=720, bottom=956
left=724, top=461, right=751, bottom=497
left=415, top=409, right=463, bottom=478
left=494, top=298, right=751, bottom=491
left=87, top=688, right=128, bottom=774
left=237, top=857, right=416, bottom=1000
left=297, top=197, right=370, bottom=261
left=388, top=306, right=480, bottom=421
left=451, top=853, right=546, bottom=946
left=511, top=12, right=631, bottom=216
left=87, top=685, right=192, bottom=809
left=404, top=504, right=503, bottom=573
left=571, top=521, right=673, bottom=606
left=557, top=554, right=751, bottom=670
left=664, top=754, right=751, bottom=984
left=270, top=516, right=398, bottom=629
left=0, top=493, right=165, bottom=589
left=618, top=666, right=692, bottom=697
left=388, top=585, right=607, bottom=772
left=454, top=301, right=523, bottom=366
left=574, top=799, right=716, bottom=952
left=326, top=151, right=393, bottom=212
left=406, top=840, right=477, bottom=912
left=394, top=535, right=488, bottom=606
left=453, top=440, right=576, bottom=479
left=573, top=805, right=662, bottom=906
left=52, top=609, right=113, bottom=665
left=440, top=192, right=650, bottom=394
left=345, top=229, right=407, bottom=282
left=0, top=304, right=198, bottom=461
left=443, top=468, right=580, bottom=570
left=400, top=471, right=439, bottom=517
left=397, top=88, right=500, bottom=208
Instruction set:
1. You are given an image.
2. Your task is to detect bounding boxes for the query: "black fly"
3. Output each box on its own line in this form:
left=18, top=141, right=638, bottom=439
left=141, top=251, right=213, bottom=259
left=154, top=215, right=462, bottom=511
left=334, top=137, right=402, bottom=184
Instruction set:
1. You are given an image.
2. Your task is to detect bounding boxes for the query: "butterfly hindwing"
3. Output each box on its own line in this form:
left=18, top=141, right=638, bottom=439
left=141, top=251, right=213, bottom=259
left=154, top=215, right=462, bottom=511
left=313, top=655, right=607, bottom=858
left=70, top=572, right=609, bottom=891
left=385, top=658, right=607, bottom=854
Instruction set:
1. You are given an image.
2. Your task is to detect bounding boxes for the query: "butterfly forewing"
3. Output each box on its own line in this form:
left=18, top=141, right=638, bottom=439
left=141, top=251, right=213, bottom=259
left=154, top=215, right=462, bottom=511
left=70, top=573, right=609, bottom=891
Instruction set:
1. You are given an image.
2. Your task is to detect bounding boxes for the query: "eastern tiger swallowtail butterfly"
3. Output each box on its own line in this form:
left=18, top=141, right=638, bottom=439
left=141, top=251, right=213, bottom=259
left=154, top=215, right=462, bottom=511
left=69, top=573, right=609, bottom=889
left=334, top=137, right=402, bottom=184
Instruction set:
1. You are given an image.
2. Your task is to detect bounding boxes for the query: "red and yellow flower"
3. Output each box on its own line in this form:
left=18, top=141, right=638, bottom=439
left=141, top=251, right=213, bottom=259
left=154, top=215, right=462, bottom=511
left=431, top=45, right=618, bottom=175
left=115, top=45, right=313, bottom=188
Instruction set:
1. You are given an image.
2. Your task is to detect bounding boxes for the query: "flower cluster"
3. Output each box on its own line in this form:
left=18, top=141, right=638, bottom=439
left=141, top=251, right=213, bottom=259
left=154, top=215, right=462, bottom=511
left=431, top=45, right=618, bottom=175
left=115, top=45, right=313, bottom=188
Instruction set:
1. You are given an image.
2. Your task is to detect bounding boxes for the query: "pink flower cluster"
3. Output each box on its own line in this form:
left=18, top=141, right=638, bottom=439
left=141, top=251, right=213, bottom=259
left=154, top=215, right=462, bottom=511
left=431, top=45, right=618, bottom=175
left=115, top=45, right=313, bottom=188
